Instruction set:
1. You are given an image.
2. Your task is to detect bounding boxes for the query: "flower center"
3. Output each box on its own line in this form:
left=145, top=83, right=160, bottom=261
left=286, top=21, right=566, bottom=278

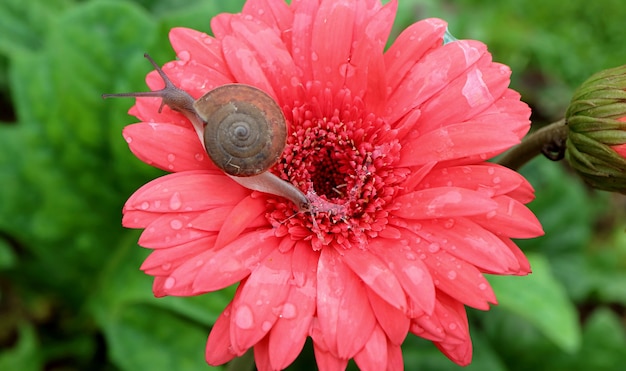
left=269, top=87, right=407, bottom=249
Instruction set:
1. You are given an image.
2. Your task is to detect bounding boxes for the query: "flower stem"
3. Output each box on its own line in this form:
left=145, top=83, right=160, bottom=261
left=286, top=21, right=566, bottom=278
left=497, top=119, right=569, bottom=170
left=226, top=349, right=255, bottom=371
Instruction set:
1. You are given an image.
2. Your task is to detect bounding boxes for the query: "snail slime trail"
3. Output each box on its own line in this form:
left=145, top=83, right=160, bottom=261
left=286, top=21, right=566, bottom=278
left=103, top=54, right=346, bottom=222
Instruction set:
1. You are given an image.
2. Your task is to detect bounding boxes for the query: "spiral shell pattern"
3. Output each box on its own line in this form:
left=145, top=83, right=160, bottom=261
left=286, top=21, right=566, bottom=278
left=195, top=84, right=287, bottom=177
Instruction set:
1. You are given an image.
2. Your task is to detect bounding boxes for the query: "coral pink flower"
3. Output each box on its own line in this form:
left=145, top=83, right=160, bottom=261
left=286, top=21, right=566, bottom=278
left=120, top=0, right=543, bottom=369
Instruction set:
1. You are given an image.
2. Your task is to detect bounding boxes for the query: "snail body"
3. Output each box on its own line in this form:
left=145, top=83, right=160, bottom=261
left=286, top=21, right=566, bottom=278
left=104, top=54, right=308, bottom=210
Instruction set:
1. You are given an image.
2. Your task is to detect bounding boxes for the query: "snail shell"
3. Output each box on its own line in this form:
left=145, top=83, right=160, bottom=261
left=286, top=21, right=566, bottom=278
left=194, top=84, right=287, bottom=177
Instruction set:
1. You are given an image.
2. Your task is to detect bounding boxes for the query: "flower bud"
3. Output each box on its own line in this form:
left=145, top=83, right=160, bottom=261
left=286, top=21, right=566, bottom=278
left=565, top=65, right=626, bottom=194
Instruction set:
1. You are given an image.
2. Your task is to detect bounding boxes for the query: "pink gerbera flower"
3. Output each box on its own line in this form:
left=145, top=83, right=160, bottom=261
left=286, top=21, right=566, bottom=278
left=118, top=0, right=543, bottom=369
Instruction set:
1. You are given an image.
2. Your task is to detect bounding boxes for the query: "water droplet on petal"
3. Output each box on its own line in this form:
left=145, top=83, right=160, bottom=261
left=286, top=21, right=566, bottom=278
left=169, top=192, right=182, bottom=210
left=449, top=323, right=458, bottom=331
left=443, top=219, right=455, bottom=229
left=170, top=219, right=183, bottom=230
left=234, top=305, right=254, bottom=329
left=177, top=50, right=191, bottom=63
left=447, top=270, right=457, bottom=280
left=311, top=52, right=319, bottom=62
left=167, top=153, right=176, bottom=162
left=487, top=167, right=495, bottom=175
left=405, top=252, right=416, bottom=260
left=492, top=176, right=501, bottom=184
left=281, top=303, right=297, bottom=319
left=194, top=153, right=204, bottom=161
left=485, top=210, right=497, bottom=219
left=125, top=136, right=133, bottom=144
left=140, top=202, right=150, bottom=210
left=161, top=263, right=172, bottom=271
left=428, top=243, right=440, bottom=253
left=164, top=277, right=176, bottom=289
left=478, top=283, right=488, bottom=291
left=261, top=320, right=272, bottom=332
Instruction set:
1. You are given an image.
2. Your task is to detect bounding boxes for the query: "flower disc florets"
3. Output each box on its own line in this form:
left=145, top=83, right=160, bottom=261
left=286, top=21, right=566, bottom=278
left=270, top=86, right=407, bottom=248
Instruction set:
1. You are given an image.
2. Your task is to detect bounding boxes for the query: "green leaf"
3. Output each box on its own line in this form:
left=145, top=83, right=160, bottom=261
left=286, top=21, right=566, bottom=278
left=0, top=323, right=42, bottom=371
left=0, top=0, right=71, bottom=55
left=487, top=253, right=582, bottom=352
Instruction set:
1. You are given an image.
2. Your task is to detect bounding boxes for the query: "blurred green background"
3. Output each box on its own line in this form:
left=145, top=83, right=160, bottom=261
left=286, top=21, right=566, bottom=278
left=1, top=0, right=625, bottom=370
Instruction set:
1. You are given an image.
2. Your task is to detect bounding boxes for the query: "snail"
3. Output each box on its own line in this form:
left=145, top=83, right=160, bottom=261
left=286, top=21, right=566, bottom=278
left=103, top=54, right=309, bottom=211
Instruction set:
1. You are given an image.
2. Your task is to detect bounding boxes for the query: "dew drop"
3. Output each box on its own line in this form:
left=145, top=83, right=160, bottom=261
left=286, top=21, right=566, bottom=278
left=281, top=302, right=297, bottom=319
left=167, top=153, right=176, bottom=162
left=449, top=323, right=458, bottom=331
left=443, top=219, right=455, bottom=229
left=261, top=320, right=272, bottom=332
left=169, top=192, right=182, bottom=210
left=125, top=136, right=133, bottom=144
left=140, top=201, right=150, bottom=210
left=492, top=176, right=501, bottom=184
left=161, top=263, right=172, bottom=271
left=447, top=270, right=457, bottom=280
left=257, top=8, right=265, bottom=15
left=311, top=52, right=319, bottom=61
left=170, top=219, right=183, bottom=230
left=478, top=283, right=488, bottom=291
left=487, top=167, right=495, bottom=175
left=428, top=243, right=440, bottom=253
left=194, top=153, right=204, bottom=161
left=177, top=50, right=191, bottom=62
left=485, top=210, right=497, bottom=219
left=234, top=305, right=254, bottom=329
left=195, top=259, right=204, bottom=267
left=164, top=277, right=176, bottom=289
left=405, top=252, right=416, bottom=261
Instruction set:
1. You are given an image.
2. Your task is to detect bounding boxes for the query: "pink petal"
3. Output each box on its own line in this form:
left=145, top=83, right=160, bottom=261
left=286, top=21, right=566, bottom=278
left=229, top=248, right=293, bottom=354
left=224, top=16, right=300, bottom=103
left=392, top=187, right=498, bottom=219
left=418, top=244, right=497, bottom=310
left=312, top=342, right=349, bottom=371
left=252, top=336, right=273, bottom=371
left=369, top=237, right=436, bottom=315
left=154, top=247, right=218, bottom=297
left=415, top=61, right=511, bottom=134
left=316, top=247, right=376, bottom=359
left=353, top=325, right=388, bottom=371
left=386, top=342, right=404, bottom=371
left=188, top=205, right=233, bottom=231
left=290, top=0, right=321, bottom=82
left=384, top=18, right=447, bottom=95
left=221, top=35, right=278, bottom=98
left=242, top=0, right=294, bottom=44
left=366, top=289, right=409, bottom=345
left=168, top=27, right=233, bottom=81
left=124, top=171, right=249, bottom=213
left=416, top=218, right=522, bottom=274
left=471, top=195, right=544, bottom=238
left=206, top=303, right=239, bottom=365
left=122, top=209, right=162, bottom=228
left=311, top=0, right=356, bottom=87
left=138, top=211, right=208, bottom=248
left=612, top=143, right=626, bottom=158
left=192, top=230, right=279, bottom=292
left=500, top=237, right=532, bottom=275
left=386, top=40, right=487, bottom=125
left=417, top=164, right=528, bottom=200
left=410, top=292, right=470, bottom=346
left=215, top=195, right=269, bottom=249
left=268, top=243, right=317, bottom=369
left=347, top=0, right=397, bottom=113
left=341, top=246, right=407, bottom=311
left=398, top=122, right=521, bottom=166
left=140, top=236, right=216, bottom=275
left=431, top=294, right=473, bottom=365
